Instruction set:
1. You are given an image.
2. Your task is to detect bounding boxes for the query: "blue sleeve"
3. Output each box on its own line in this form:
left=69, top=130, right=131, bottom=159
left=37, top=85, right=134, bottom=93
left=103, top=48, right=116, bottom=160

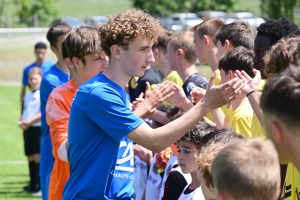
left=40, top=75, right=62, bottom=104
left=22, top=67, right=28, bottom=86
left=86, top=86, right=144, bottom=142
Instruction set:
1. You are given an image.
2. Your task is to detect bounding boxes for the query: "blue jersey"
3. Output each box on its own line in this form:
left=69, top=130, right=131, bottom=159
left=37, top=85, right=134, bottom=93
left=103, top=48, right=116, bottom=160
left=40, top=65, right=69, bottom=177
left=63, top=73, right=144, bottom=200
left=22, top=60, right=54, bottom=86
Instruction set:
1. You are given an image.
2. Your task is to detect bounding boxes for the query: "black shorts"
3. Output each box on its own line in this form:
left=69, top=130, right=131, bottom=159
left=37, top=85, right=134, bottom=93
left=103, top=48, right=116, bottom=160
left=23, top=126, right=41, bottom=156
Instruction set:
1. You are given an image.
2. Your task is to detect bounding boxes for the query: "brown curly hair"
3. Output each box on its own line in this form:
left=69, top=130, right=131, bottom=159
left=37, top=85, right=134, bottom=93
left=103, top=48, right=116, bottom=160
left=98, top=8, right=163, bottom=57
left=264, top=37, right=300, bottom=78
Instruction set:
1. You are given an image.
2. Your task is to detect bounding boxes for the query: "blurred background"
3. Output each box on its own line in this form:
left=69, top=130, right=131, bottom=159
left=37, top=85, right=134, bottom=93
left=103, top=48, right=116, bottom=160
left=0, top=0, right=299, bottom=199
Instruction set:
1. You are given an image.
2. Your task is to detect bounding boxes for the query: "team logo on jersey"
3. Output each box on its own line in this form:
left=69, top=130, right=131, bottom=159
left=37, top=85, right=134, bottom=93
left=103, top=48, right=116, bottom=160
left=115, top=140, right=134, bottom=172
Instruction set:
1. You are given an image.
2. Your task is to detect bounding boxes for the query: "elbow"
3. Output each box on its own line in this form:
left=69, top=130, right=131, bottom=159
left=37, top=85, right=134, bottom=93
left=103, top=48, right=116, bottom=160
left=149, top=142, right=166, bottom=153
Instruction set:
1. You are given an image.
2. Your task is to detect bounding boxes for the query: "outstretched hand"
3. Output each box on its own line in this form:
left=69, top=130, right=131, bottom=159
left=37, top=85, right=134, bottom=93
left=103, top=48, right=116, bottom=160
left=235, top=69, right=261, bottom=95
left=200, top=71, right=244, bottom=112
left=190, top=87, right=206, bottom=104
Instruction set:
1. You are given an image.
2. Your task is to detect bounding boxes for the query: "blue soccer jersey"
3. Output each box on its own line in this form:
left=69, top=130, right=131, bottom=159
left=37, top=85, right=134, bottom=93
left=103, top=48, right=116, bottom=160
left=22, top=60, right=54, bottom=86
left=63, top=73, right=144, bottom=199
left=40, top=65, right=69, bottom=178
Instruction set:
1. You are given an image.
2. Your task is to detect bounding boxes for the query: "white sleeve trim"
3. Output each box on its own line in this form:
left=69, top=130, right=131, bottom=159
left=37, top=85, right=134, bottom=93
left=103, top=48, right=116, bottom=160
left=58, top=141, right=68, bottom=163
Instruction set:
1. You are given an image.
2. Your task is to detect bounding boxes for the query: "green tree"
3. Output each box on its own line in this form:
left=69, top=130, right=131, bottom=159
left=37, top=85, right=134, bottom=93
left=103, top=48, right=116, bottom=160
left=260, top=0, right=299, bottom=21
left=13, top=0, right=58, bottom=26
left=132, top=0, right=240, bottom=16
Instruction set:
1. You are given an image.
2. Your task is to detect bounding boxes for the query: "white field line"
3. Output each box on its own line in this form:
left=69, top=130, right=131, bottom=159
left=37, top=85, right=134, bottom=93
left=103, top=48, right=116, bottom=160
left=0, top=160, right=27, bottom=165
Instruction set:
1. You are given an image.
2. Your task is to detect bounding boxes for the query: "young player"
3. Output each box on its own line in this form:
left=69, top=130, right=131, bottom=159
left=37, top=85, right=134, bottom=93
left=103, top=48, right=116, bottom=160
left=39, top=22, right=72, bottom=200
left=45, top=26, right=108, bottom=200
left=20, top=42, right=54, bottom=110
left=260, top=65, right=300, bottom=199
left=62, top=9, right=244, bottom=199
left=215, top=46, right=255, bottom=138
left=196, top=129, right=245, bottom=199
left=212, top=138, right=281, bottom=200
left=18, top=67, right=42, bottom=194
left=166, top=31, right=208, bottom=100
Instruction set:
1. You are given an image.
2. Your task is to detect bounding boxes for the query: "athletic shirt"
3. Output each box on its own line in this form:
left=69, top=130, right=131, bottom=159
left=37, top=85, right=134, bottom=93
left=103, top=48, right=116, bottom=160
left=40, top=65, right=69, bottom=177
left=22, top=60, right=54, bottom=86
left=146, top=154, right=163, bottom=200
left=161, top=154, right=192, bottom=200
left=280, top=163, right=300, bottom=199
left=22, top=90, right=41, bottom=127
left=128, top=76, right=139, bottom=102
left=134, top=153, right=148, bottom=200
left=178, top=184, right=205, bottom=200
left=63, top=73, right=144, bottom=200
left=162, top=70, right=183, bottom=106
left=228, top=101, right=254, bottom=138
left=132, top=67, right=164, bottom=101
left=46, top=80, right=78, bottom=200
left=183, top=73, right=208, bottom=100
left=251, top=79, right=266, bottom=138
left=206, top=69, right=232, bottom=122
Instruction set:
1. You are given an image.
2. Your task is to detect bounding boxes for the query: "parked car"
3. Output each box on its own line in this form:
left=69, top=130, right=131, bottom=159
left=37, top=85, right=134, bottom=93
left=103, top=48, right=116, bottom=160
left=159, top=17, right=184, bottom=32
left=51, top=17, right=88, bottom=28
left=196, top=11, right=227, bottom=20
left=170, top=13, right=203, bottom=30
left=228, top=12, right=265, bottom=28
left=86, top=16, right=109, bottom=27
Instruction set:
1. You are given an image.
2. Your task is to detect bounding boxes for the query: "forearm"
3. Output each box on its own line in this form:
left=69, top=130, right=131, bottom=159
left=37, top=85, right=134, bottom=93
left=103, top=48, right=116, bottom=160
left=210, top=108, right=228, bottom=129
left=20, top=88, right=25, bottom=114
left=248, top=91, right=264, bottom=128
left=130, top=101, right=208, bottom=153
left=27, top=113, right=41, bottom=126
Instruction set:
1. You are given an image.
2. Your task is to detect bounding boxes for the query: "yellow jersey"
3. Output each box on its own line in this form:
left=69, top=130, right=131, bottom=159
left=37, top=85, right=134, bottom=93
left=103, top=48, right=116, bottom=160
left=163, top=71, right=183, bottom=106
left=281, top=164, right=300, bottom=199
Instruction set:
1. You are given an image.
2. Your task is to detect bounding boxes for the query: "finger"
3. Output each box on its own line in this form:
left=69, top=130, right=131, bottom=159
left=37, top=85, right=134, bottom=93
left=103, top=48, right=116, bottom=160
left=218, top=77, right=239, bottom=90
left=235, top=70, right=248, bottom=82
left=138, top=92, right=144, bottom=99
left=252, top=69, right=261, bottom=81
left=207, top=71, right=217, bottom=90
left=240, top=70, right=252, bottom=80
left=145, top=82, right=151, bottom=98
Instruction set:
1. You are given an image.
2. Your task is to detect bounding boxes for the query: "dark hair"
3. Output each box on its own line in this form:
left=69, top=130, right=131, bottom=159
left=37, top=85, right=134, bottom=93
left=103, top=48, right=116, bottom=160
left=257, top=17, right=299, bottom=46
left=61, top=39, right=68, bottom=59
left=216, top=20, right=255, bottom=50
left=152, top=30, right=172, bottom=54
left=179, top=122, right=217, bottom=149
left=65, top=26, right=105, bottom=64
left=47, top=22, right=72, bottom=48
left=153, top=105, right=174, bottom=127
left=192, top=18, right=226, bottom=45
left=264, top=37, right=300, bottom=78
left=219, top=46, right=254, bottom=78
left=260, top=65, right=300, bottom=129
left=34, top=42, right=47, bottom=50
left=200, top=129, right=245, bottom=148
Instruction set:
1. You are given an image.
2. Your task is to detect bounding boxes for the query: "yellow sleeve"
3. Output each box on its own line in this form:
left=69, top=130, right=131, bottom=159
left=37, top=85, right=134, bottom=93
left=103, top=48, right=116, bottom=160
left=251, top=113, right=266, bottom=138
left=163, top=71, right=183, bottom=87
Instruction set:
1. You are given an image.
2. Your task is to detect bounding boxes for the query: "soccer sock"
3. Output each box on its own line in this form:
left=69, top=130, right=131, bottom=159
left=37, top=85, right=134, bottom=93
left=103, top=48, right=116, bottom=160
left=29, top=161, right=36, bottom=189
left=35, top=162, right=40, bottom=190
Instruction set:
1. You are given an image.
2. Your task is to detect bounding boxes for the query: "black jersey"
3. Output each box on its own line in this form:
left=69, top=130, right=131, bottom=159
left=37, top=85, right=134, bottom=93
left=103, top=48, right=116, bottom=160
left=183, top=73, right=208, bottom=100
left=131, top=67, right=164, bottom=102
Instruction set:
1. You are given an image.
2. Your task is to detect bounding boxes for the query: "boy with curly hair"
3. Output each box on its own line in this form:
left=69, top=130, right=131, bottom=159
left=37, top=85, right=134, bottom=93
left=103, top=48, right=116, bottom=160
left=63, top=9, right=244, bottom=199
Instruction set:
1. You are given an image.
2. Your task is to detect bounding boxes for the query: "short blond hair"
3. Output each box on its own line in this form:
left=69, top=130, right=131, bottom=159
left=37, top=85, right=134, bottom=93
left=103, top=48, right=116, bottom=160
left=212, top=138, right=280, bottom=200
left=28, top=67, right=42, bottom=78
left=168, top=31, right=196, bottom=64
left=98, top=8, right=163, bottom=57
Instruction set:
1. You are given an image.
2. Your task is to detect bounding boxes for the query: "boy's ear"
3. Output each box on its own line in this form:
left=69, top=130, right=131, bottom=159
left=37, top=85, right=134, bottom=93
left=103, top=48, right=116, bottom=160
left=111, top=45, right=121, bottom=60
left=224, top=40, right=233, bottom=52
left=71, top=57, right=81, bottom=68
left=217, top=191, right=231, bottom=200
left=177, top=48, right=184, bottom=59
left=203, top=35, right=210, bottom=46
left=64, top=58, right=74, bottom=69
left=153, top=48, right=160, bottom=58
left=270, top=121, right=284, bottom=144
left=228, top=70, right=234, bottom=80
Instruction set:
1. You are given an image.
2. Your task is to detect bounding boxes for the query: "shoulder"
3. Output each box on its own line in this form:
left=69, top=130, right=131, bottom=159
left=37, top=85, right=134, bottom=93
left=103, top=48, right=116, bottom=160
left=23, top=62, right=36, bottom=73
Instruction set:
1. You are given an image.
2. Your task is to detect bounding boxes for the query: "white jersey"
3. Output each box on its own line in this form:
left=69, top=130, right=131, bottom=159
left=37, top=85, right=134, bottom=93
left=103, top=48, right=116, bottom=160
left=159, top=154, right=191, bottom=199
left=134, top=150, right=148, bottom=200
left=145, top=154, right=163, bottom=200
left=22, top=90, right=41, bottom=127
left=178, top=184, right=205, bottom=200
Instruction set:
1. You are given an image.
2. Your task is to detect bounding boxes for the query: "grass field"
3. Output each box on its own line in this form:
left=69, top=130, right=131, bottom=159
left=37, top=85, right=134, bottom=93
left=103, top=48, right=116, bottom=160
left=0, top=85, right=39, bottom=200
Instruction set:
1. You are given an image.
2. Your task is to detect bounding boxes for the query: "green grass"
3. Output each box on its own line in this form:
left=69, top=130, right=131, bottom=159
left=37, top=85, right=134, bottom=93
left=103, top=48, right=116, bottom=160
left=0, top=85, right=39, bottom=199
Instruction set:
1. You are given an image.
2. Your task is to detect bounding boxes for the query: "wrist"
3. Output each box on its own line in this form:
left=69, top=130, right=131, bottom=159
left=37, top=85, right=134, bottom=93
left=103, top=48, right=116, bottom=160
left=180, top=98, right=194, bottom=112
left=246, top=90, right=258, bottom=97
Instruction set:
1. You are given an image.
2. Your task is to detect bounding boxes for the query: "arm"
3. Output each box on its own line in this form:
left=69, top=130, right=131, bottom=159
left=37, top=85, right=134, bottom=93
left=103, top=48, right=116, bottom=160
left=22, top=112, right=41, bottom=127
left=128, top=73, right=244, bottom=152
left=235, top=69, right=265, bottom=128
left=46, top=91, right=70, bottom=162
left=20, top=85, right=26, bottom=113
left=209, top=108, right=228, bottom=129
